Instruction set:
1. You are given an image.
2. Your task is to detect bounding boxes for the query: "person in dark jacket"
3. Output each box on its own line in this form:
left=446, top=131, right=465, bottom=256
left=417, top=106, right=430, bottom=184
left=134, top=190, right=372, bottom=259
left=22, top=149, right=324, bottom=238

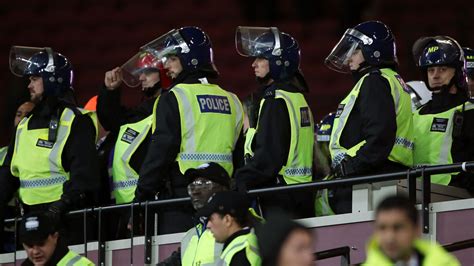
left=324, top=21, right=414, bottom=213
left=0, top=46, right=100, bottom=245
left=97, top=51, right=170, bottom=239
left=234, top=26, right=315, bottom=219
left=411, top=36, right=474, bottom=192
left=134, top=27, right=244, bottom=234
left=20, top=212, right=93, bottom=266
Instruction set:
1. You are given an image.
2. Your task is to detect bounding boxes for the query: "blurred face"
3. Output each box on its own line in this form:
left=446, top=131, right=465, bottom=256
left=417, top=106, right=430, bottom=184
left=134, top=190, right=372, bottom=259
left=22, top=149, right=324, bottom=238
left=277, top=229, right=315, bottom=266
left=427, top=66, right=456, bottom=92
left=28, top=76, right=44, bottom=103
left=374, top=209, right=419, bottom=262
left=207, top=213, right=232, bottom=243
left=252, top=58, right=270, bottom=78
left=14, top=102, right=35, bottom=126
left=164, top=55, right=183, bottom=79
left=349, top=49, right=365, bottom=71
left=138, top=70, right=160, bottom=91
left=187, top=178, right=224, bottom=210
left=23, top=233, right=58, bottom=266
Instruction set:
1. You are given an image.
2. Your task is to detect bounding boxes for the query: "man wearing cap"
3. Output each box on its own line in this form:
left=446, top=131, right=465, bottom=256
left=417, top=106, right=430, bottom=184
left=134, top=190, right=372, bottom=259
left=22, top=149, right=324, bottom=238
left=20, top=212, right=94, bottom=266
left=159, top=162, right=231, bottom=265
left=198, top=191, right=261, bottom=266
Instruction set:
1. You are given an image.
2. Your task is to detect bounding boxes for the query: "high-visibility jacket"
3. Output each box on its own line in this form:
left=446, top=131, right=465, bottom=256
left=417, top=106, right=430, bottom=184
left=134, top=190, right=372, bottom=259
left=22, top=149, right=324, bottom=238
left=170, top=82, right=243, bottom=176
left=10, top=108, right=97, bottom=205
left=216, top=230, right=261, bottom=266
left=413, top=101, right=474, bottom=185
left=364, top=238, right=460, bottom=266
left=330, top=68, right=414, bottom=168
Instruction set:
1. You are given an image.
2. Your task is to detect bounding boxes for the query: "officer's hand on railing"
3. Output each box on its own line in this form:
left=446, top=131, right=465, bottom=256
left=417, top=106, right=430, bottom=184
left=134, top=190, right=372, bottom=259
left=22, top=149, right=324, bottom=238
left=156, top=248, right=181, bottom=266
left=333, top=156, right=357, bottom=178
left=104, top=67, right=123, bottom=90
left=127, top=207, right=144, bottom=235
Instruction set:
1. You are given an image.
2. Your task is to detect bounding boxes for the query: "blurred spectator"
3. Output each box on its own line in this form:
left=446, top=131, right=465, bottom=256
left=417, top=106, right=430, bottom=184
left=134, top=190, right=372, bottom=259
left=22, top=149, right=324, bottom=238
left=412, top=36, right=474, bottom=193
left=20, top=212, right=94, bottom=266
left=256, top=209, right=315, bottom=266
left=364, top=195, right=459, bottom=265
left=197, top=191, right=261, bottom=266
left=325, top=21, right=414, bottom=214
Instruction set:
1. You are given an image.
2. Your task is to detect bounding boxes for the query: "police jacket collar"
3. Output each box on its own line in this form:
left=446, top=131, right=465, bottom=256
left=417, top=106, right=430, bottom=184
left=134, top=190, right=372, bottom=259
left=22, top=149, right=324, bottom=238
left=261, top=81, right=300, bottom=98
left=222, top=227, right=251, bottom=250
left=351, top=64, right=397, bottom=82
left=422, top=90, right=468, bottom=114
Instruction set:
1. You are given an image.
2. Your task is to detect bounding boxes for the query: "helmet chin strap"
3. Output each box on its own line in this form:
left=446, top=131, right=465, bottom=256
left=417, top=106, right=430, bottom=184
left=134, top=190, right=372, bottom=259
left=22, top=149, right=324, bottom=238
left=430, top=77, right=456, bottom=94
left=142, top=81, right=162, bottom=98
left=256, top=73, right=272, bottom=85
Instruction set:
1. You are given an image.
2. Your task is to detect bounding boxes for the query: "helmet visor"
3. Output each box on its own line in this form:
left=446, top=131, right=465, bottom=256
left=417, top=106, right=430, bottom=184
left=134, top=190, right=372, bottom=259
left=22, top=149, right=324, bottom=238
left=121, top=51, right=163, bottom=87
left=140, top=29, right=191, bottom=66
left=235, top=26, right=282, bottom=57
left=9, top=46, right=52, bottom=77
left=325, top=28, right=373, bottom=73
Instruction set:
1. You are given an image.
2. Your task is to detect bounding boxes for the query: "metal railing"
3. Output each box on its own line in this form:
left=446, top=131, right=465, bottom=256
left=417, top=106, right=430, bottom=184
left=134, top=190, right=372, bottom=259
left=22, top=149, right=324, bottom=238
left=315, top=246, right=353, bottom=266
left=3, top=161, right=474, bottom=265
left=443, top=239, right=474, bottom=253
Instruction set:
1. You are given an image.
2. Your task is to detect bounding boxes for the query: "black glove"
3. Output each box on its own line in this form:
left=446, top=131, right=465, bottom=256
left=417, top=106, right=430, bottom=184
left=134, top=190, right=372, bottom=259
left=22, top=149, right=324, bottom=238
left=157, top=248, right=181, bottom=266
left=333, top=156, right=357, bottom=178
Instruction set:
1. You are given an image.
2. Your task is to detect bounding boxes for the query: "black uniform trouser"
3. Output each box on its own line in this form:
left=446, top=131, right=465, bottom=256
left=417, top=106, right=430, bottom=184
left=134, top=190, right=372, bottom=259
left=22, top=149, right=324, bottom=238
left=258, top=177, right=315, bottom=219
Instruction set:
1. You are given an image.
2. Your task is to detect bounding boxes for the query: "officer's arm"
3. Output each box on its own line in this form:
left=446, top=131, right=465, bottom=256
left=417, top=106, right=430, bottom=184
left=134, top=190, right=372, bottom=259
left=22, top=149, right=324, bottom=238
left=135, top=92, right=181, bottom=201
left=235, top=99, right=290, bottom=190
left=97, top=85, right=129, bottom=132
left=348, top=74, right=397, bottom=173
left=59, top=114, right=100, bottom=212
left=232, top=130, right=245, bottom=173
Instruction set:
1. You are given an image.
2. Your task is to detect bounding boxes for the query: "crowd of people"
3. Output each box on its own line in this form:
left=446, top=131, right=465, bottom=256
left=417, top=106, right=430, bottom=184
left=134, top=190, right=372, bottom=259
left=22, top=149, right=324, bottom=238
left=0, top=20, right=472, bottom=265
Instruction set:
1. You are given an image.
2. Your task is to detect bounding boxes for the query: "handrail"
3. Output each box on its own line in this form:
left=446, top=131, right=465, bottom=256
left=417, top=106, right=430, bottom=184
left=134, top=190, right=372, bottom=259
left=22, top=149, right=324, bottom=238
left=443, top=239, right=474, bottom=253
left=315, top=246, right=353, bottom=266
left=5, top=161, right=473, bottom=223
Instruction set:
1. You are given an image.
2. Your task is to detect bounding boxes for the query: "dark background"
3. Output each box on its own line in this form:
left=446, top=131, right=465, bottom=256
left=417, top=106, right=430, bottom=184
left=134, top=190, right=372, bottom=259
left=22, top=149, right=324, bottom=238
left=0, top=0, right=471, bottom=145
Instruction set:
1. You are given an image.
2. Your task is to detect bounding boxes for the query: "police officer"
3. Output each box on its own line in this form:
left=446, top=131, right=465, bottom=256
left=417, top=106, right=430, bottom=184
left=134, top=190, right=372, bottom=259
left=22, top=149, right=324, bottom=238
left=97, top=51, right=171, bottom=238
left=463, top=47, right=474, bottom=98
left=234, top=26, right=315, bottom=218
left=324, top=21, right=414, bottom=213
left=99, top=52, right=170, bottom=204
left=412, top=36, right=474, bottom=191
left=134, top=27, right=244, bottom=234
left=364, top=195, right=459, bottom=265
left=197, top=191, right=261, bottom=266
left=20, top=212, right=94, bottom=266
left=0, top=46, right=99, bottom=243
